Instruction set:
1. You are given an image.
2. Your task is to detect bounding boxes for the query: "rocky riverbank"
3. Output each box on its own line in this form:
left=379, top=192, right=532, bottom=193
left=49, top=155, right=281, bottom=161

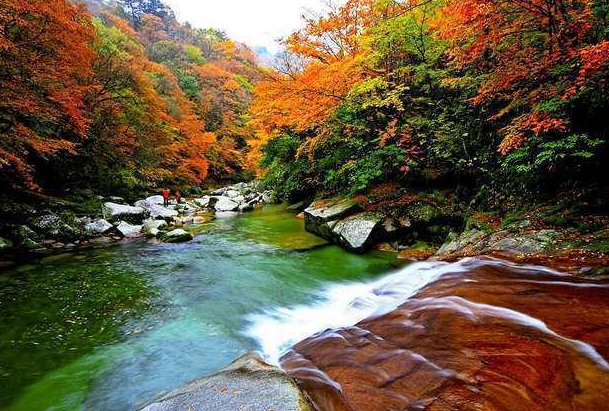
left=299, top=196, right=609, bottom=276
left=0, top=182, right=276, bottom=269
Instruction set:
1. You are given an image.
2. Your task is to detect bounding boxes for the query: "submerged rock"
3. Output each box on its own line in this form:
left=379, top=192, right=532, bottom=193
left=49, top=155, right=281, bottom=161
left=103, top=202, right=148, bottom=224
left=159, top=229, right=193, bottom=243
left=140, top=353, right=312, bottom=411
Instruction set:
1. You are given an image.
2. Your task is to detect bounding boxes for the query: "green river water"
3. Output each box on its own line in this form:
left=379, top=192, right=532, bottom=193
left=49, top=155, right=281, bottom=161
left=0, top=205, right=400, bottom=411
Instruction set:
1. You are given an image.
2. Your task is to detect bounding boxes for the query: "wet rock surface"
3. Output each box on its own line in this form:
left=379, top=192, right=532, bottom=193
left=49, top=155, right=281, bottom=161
left=141, top=353, right=312, bottom=411
left=281, top=259, right=609, bottom=411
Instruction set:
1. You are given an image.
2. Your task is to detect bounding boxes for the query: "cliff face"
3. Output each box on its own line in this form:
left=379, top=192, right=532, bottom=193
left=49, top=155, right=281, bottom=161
left=281, top=258, right=609, bottom=411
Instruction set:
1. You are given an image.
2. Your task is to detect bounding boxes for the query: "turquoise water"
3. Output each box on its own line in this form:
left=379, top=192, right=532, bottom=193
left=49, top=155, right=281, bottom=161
left=0, top=205, right=399, bottom=411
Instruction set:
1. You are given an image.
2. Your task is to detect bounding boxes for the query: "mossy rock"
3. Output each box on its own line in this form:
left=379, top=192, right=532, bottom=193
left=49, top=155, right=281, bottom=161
left=408, top=202, right=442, bottom=225
left=159, top=229, right=193, bottom=243
left=29, top=212, right=85, bottom=242
left=13, top=225, right=41, bottom=250
left=0, top=237, right=13, bottom=251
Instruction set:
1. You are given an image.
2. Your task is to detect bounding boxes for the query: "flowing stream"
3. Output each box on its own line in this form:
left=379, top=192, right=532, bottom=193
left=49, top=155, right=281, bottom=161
left=2, top=205, right=607, bottom=411
left=0, top=206, right=401, bottom=411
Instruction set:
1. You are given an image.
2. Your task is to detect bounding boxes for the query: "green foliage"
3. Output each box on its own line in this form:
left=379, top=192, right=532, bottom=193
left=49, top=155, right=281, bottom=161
left=183, top=44, right=205, bottom=64
left=261, top=135, right=314, bottom=202
left=149, top=40, right=181, bottom=63
left=502, top=134, right=604, bottom=178
left=178, top=74, right=200, bottom=99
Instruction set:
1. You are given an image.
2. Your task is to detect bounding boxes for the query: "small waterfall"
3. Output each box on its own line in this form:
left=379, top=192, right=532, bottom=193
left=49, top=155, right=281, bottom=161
left=244, top=258, right=484, bottom=365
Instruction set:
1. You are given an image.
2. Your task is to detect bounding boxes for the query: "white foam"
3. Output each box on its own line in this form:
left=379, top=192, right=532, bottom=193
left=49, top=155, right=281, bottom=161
left=244, top=260, right=471, bottom=364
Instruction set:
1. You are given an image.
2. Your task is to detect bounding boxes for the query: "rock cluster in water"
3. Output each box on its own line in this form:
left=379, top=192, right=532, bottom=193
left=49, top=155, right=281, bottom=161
left=0, top=182, right=274, bottom=263
left=302, top=197, right=453, bottom=253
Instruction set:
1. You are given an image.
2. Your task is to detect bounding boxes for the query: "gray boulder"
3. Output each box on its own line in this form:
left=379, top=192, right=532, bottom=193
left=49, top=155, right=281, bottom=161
left=214, top=197, right=239, bottom=212
left=85, top=219, right=113, bottom=236
left=147, top=204, right=178, bottom=221
left=140, top=353, right=312, bottom=411
left=159, top=229, right=193, bottom=243
left=225, top=189, right=240, bottom=198
left=193, top=196, right=215, bottom=208
left=142, top=220, right=168, bottom=238
left=332, top=212, right=383, bottom=252
left=304, top=198, right=361, bottom=238
left=211, top=187, right=227, bottom=196
left=116, top=221, right=142, bottom=238
left=103, top=202, right=148, bottom=224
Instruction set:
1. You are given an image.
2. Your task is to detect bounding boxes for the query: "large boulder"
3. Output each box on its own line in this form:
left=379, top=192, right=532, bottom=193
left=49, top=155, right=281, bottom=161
left=193, top=196, right=215, bottom=208
left=147, top=204, right=178, bottom=221
left=159, top=229, right=193, bottom=243
left=116, top=221, right=142, bottom=238
left=138, top=195, right=164, bottom=207
left=142, top=219, right=168, bottom=238
left=214, top=197, right=239, bottom=212
left=435, top=229, right=560, bottom=260
left=134, top=198, right=178, bottom=222
left=103, top=202, right=148, bottom=224
left=225, top=189, right=240, bottom=199
left=331, top=212, right=383, bottom=252
left=304, top=198, right=361, bottom=238
left=140, top=353, right=312, bottom=411
left=85, top=219, right=113, bottom=236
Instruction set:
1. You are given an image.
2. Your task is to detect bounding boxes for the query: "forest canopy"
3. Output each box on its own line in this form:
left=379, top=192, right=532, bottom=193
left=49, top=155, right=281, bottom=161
left=249, top=0, right=609, bottom=206
left=0, top=0, right=259, bottom=198
left=1, top=0, right=608, bottom=210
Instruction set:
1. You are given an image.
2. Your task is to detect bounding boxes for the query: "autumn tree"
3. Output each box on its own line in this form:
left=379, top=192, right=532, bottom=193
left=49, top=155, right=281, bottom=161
left=0, top=0, right=96, bottom=191
left=438, top=0, right=609, bottom=153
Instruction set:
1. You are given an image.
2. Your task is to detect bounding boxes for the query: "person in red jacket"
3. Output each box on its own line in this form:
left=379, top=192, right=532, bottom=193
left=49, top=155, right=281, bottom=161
left=162, top=188, right=170, bottom=207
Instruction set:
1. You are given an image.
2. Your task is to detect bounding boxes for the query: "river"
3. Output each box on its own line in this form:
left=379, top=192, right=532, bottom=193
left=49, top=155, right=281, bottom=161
left=0, top=205, right=400, bottom=411
left=2, top=206, right=608, bottom=411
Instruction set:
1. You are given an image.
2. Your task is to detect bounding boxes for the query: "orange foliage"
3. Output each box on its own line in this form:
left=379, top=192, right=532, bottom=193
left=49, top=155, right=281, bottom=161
left=436, top=0, right=602, bottom=153
left=0, top=0, right=96, bottom=189
left=249, top=0, right=375, bottom=163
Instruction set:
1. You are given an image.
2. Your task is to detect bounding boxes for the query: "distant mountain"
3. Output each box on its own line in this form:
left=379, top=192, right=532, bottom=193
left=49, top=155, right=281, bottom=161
left=254, top=46, right=276, bottom=68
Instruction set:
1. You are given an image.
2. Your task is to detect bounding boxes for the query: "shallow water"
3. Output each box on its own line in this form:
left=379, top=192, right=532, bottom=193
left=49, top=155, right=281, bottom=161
left=0, top=205, right=399, bottom=411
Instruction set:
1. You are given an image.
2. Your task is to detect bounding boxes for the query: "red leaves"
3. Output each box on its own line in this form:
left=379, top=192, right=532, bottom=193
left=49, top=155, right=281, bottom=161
left=0, top=0, right=97, bottom=189
left=576, top=40, right=609, bottom=88
left=437, top=0, right=607, bottom=154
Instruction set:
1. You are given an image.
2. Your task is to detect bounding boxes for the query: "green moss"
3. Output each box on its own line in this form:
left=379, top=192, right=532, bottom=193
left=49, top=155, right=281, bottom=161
left=500, top=213, right=525, bottom=231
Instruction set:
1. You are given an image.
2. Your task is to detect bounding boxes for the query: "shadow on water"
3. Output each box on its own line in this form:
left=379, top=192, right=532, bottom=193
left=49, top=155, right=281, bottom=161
left=0, top=205, right=398, bottom=411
